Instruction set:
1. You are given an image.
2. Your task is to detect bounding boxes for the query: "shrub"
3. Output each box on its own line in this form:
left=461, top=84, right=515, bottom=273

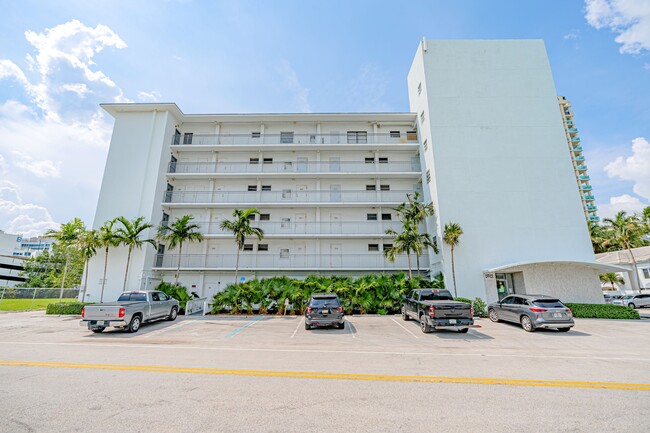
left=472, top=298, right=488, bottom=318
left=46, top=302, right=86, bottom=315
left=565, top=303, right=640, bottom=320
left=156, top=281, right=193, bottom=313
left=455, top=297, right=472, bottom=304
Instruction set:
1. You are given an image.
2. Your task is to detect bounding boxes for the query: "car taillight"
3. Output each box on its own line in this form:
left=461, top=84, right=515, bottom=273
left=337, top=306, right=343, bottom=313
left=529, top=307, right=547, bottom=313
left=119, top=307, right=125, bottom=318
left=565, top=308, right=572, bottom=314
left=470, top=306, right=474, bottom=317
left=81, top=307, right=85, bottom=318
left=428, top=305, right=435, bottom=317
left=307, top=306, right=313, bottom=313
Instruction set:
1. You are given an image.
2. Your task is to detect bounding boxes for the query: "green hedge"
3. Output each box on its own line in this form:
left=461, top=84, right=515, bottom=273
left=565, top=303, right=640, bottom=320
left=46, top=302, right=86, bottom=315
left=455, top=297, right=488, bottom=318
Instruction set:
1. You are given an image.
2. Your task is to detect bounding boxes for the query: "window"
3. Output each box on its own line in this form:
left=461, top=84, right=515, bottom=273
left=159, top=293, right=169, bottom=301
left=151, top=292, right=160, bottom=301
left=367, top=213, right=378, bottom=221
left=280, top=248, right=289, bottom=259
left=423, top=139, right=428, bottom=151
left=263, top=158, right=273, bottom=164
left=161, top=212, right=170, bottom=227
left=417, top=82, right=422, bottom=95
left=420, top=112, right=425, bottom=123
left=259, top=214, right=270, bottom=221
left=407, top=131, right=417, bottom=141
left=183, top=132, right=193, bottom=144
left=247, top=214, right=255, bottom=221
left=368, top=244, right=379, bottom=252
left=248, top=185, right=257, bottom=192
left=365, top=157, right=375, bottom=164
left=390, top=131, right=400, bottom=138
left=380, top=185, right=390, bottom=191
left=173, top=129, right=181, bottom=145
left=378, top=157, right=388, bottom=164
left=251, top=132, right=261, bottom=139
left=282, top=189, right=292, bottom=199
left=169, top=155, right=177, bottom=173
left=383, top=243, right=393, bottom=251
left=243, top=244, right=254, bottom=251
left=426, top=169, right=431, bottom=184
left=262, top=185, right=271, bottom=191
left=366, top=185, right=376, bottom=191
left=381, top=213, right=391, bottom=221
left=280, top=132, right=294, bottom=143
left=249, top=158, right=259, bottom=165
left=257, top=244, right=269, bottom=252
left=643, top=269, right=650, bottom=279
left=347, top=131, right=368, bottom=144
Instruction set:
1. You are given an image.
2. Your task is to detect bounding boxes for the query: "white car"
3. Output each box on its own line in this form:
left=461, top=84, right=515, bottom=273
left=612, top=294, right=650, bottom=309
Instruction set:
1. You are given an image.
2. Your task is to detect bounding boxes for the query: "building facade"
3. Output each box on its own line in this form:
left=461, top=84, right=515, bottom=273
left=84, top=39, right=619, bottom=304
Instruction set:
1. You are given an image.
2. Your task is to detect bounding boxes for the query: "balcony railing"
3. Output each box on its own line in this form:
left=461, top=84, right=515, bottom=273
left=171, top=133, right=418, bottom=146
left=573, top=146, right=583, bottom=152
left=576, top=165, right=587, bottom=171
left=163, top=190, right=416, bottom=204
left=153, top=253, right=427, bottom=270
left=581, top=185, right=592, bottom=191
left=168, top=161, right=420, bottom=174
left=181, top=220, right=412, bottom=236
left=579, top=175, right=590, bottom=181
left=568, top=128, right=578, bottom=133
left=589, top=215, right=600, bottom=222
left=586, top=205, right=597, bottom=211
left=574, top=155, right=585, bottom=161
left=584, top=195, right=595, bottom=201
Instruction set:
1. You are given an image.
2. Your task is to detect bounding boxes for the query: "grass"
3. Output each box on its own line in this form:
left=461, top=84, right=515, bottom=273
left=0, top=298, right=78, bottom=311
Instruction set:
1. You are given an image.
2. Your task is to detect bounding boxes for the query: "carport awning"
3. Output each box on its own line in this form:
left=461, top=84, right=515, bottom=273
left=485, top=260, right=630, bottom=274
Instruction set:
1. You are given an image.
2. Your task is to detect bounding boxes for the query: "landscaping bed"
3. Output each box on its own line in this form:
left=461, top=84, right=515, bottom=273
left=565, top=303, right=640, bottom=320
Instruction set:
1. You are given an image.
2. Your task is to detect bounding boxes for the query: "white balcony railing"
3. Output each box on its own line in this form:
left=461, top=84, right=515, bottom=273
left=168, top=161, right=420, bottom=174
left=182, top=220, right=411, bottom=236
left=154, top=253, right=427, bottom=269
left=163, top=190, right=416, bottom=204
left=172, top=133, right=418, bottom=146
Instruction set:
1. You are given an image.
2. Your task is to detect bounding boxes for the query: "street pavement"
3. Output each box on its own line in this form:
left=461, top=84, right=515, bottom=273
left=0, top=311, right=649, bottom=432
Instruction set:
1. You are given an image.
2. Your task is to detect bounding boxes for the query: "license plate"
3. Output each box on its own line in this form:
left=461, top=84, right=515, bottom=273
left=321, top=310, right=329, bottom=314
left=449, top=319, right=457, bottom=324
left=553, top=313, right=562, bottom=318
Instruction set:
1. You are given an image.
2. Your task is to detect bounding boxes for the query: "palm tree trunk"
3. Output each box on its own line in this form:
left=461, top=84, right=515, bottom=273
left=451, top=246, right=458, bottom=298
left=626, top=242, right=641, bottom=292
left=416, top=253, right=420, bottom=277
left=175, top=242, right=183, bottom=285
left=59, top=252, right=70, bottom=302
left=235, top=248, right=240, bottom=285
left=100, top=246, right=109, bottom=302
left=406, top=253, right=412, bottom=279
left=123, top=246, right=132, bottom=292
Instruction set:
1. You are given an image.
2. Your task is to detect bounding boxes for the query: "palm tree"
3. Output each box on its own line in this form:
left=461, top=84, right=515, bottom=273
left=443, top=222, right=463, bottom=297
left=114, top=216, right=157, bottom=292
left=77, top=229, right=99, bottom=301
left=45, top=218, right=86, bottom=301
left=220, top=208, right=264, bottom=284
left=157, top=215, right=204, bottom=285
left=599, top=273, right=624, bottom=291
left=588, top=221, right=609, bottom=254
left=97, top=219, right=120, bottom=302
left=602, top=211, right=645, bottom=292
left=394, top=192, right=438, bottom=275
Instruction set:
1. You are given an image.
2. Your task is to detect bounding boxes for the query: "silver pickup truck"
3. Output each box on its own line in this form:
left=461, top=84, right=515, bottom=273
left=80, top=290, right=179, bottom=333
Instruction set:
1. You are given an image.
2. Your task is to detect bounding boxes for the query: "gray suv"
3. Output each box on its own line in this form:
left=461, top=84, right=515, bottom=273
left=488, top=295, right=574, bottom=332
left=305, top=294, right=345, bottom=330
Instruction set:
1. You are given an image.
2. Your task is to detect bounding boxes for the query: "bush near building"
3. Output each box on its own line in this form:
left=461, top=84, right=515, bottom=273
left=565, top=303, right=640, bottom=320
left=46, top=302, right=86, bottom=315
left=156, top=281, right=193, bottom=314
left=455, top=297, right=488, bottom=318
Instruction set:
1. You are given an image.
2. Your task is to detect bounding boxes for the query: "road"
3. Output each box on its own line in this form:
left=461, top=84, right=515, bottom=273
left=0, top=311, right=649, bottom=432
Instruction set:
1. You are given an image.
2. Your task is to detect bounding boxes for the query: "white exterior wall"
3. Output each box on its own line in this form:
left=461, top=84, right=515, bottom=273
left=408, top=40, right=599, bottom=302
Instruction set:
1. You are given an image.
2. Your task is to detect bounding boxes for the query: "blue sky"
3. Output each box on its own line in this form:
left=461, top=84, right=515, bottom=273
left=0, top=0, right=649, bottom=236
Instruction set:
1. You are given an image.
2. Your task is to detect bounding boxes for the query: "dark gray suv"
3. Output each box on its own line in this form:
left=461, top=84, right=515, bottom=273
left=305, top=294, right=345, bottom=330
left=488, top=294, right=574, bottom=332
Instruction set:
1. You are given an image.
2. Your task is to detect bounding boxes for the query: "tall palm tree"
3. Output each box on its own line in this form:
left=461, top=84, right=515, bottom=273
left=157, top=215, right=204, bottom=285
left=602, top=211, right=645, bottom=292
left=97, top=219, right=120, bottom=302
left=114, top=216, right=157, bottom=291
left=45, top=217, right=86, bottom=301
left=599, top=273, right=624, bottom=291
left=588, top=221, right=609, bottom=253
left=394, top=192, right=438, bottom=275
left=220, top=208, right=264, bottom=284
left=385, top=225, right=420, bottom=279
left=443, top=222, right=463, bottom=297
left=77, top=229, right=99, bottom=301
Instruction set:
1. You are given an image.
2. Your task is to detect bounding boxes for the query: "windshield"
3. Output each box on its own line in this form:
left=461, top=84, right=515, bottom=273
left=419, top=290, right=453, bottom=301
left=117, top=292, right=147, bottom=302
left=532, top=300, right=564, bottom=308
left=310, top=297, right=340, bottom=307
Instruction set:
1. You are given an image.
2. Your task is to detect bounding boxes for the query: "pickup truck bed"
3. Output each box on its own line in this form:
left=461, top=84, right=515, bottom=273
left=402, top=289, right=474, bottom=333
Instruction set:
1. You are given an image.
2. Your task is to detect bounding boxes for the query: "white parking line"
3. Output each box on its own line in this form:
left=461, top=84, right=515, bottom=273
left=290, top=317, right=304, bottom=339
left=347, top=320, right=356, bottom=338
left=143, top=320, right=198, bottom=338
left=389, top=317, right=419, bottom=339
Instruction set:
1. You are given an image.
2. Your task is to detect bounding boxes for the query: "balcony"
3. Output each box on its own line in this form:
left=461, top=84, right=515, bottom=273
left=589, top=215, right=600, bottom=222
left=163, top=189, right=417, bottom=206
left=586, top=205, right=597, bottom=211
left=568, top=128, right=578, bottom=133
left=584, top=194, right=595, bottom=201
left=153, top=253, right=428, bottom=270
left=572, top=146, right=583, bottom=152
left=581, top=185, right=592, bottom=191
left=186, top=220, right=412, bottom=236
left=579, top=175, right=590, bottom=181
left=574, top=155, right=585, bottom=161
left=168, top=161, right=420, bottom=176
left=171, top=133, right=419, bottom=148
left=576, top=165, right=587, bottom=171
left=571, top=137, right=580, bottom=142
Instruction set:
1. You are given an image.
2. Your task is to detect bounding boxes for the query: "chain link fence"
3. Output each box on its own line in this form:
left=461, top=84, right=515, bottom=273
left=0, top=287, right=81, bottom=311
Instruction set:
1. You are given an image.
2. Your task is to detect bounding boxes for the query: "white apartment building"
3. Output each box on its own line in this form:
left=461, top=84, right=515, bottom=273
left=83, top=39, right=622, bottom=304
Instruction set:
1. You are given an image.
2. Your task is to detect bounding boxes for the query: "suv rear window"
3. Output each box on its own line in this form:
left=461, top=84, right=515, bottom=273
left=419, top=290, right=453, bottom=301
left=118, top=292, right=147, bottom=302
left=532, top=299, right=564, bottom=308
left=310, top=297, right=340, bottom=307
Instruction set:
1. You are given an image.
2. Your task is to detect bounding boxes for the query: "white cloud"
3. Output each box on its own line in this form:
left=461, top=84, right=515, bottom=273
left=137, top=90, right=162, bottom=102
left=11, top=151, right=62, bottom=178
left=0, top=181, right=59, bottom=237
left=60, top=83, right=91, bottom=97
left=598, top=194, right=648, bottom=219
left=585, top=0, right=650, bottom=54
left=346, top=64, right=391, bottom=112
left=277, top=60, right=311, bottom=113
left=604, top=137, right=650, bottom=200
left=564, top=31, right=580, bottom=40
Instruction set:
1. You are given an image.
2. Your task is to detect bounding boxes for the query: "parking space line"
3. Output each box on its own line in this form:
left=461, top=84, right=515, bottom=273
left=347, top=319, right=356, bottom=338
left=390, top=317, right=419, bottom=339
left=290, top=317, right=304, bottom=338
left=143, top=318, right=205, bottom=338
left=226, top=316, right=263, bottom=338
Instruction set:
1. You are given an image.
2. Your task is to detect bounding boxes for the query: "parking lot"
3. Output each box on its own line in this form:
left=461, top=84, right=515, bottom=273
left=1, top=312, right=649, bottom=432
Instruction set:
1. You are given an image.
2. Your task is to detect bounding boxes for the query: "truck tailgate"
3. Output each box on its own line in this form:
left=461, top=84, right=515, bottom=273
left=435, top=304, right=472, bottom=319
left=83, top=305, right=123, bottom=321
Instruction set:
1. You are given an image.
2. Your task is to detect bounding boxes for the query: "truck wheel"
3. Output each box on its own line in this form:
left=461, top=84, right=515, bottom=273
left=628, top=303, right=636, bottom=309
left=520, top=315, right=535, bottom=332
left=128, top=315, right=142, bottom=333
left=458, top=328, right=469, bottom=333
left=91, top=327, right=105, bottom=333
left=305, top=322, right=311, bottom=330
left=420, top=315, right=432, bottom=333
left=167, top=307, right=178, bottom=321
left=401, top=307, right=410, bottom=321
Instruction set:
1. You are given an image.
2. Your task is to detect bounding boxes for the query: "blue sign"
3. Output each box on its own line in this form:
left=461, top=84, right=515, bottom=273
left=240, top=276, right=246, bottom=282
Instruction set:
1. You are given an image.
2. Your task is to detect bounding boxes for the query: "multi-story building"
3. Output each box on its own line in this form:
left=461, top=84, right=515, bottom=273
left=83, top=39, right=623, bottom=304
left=558, top=96, right=599, bottom=223
left=0, top=229, right=53, bottom=287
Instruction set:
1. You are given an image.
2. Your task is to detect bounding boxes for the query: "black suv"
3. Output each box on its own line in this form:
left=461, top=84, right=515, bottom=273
left=305, top=294, right=345, bottom=330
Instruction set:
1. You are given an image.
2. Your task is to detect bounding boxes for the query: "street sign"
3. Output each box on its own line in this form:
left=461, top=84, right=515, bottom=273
left=240, top=276, right=246, bottom=282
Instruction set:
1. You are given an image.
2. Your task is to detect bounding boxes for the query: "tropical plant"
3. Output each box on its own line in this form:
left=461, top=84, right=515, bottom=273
left=430, top=272, right=445, bottom=289
left=219, top=208, right=264, bottom=284
left=156, top=281, right=193, bottom=313
left=443, top=222, right=463, bottom=298
left=114, top=216, right=157, bottom=292
left=588, top=221, right=609, bottom=254
left=599, top=272, right=625, bottom=291
left=384, top=227, right=414, bottom=278
left=97, top=219, right=121, bottom=302
left=77, top=229, right=99, bottom=301
left=157, top=215, right=204, bottom=285
left=602, top=211, right=645, bottom=292
left=45, top=218, right=86, bottom=301
left=393, top=192, right=439, bottom=275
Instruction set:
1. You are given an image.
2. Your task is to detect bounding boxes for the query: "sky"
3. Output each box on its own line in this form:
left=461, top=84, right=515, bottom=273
left=0, top=0, right=649, bottom=237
